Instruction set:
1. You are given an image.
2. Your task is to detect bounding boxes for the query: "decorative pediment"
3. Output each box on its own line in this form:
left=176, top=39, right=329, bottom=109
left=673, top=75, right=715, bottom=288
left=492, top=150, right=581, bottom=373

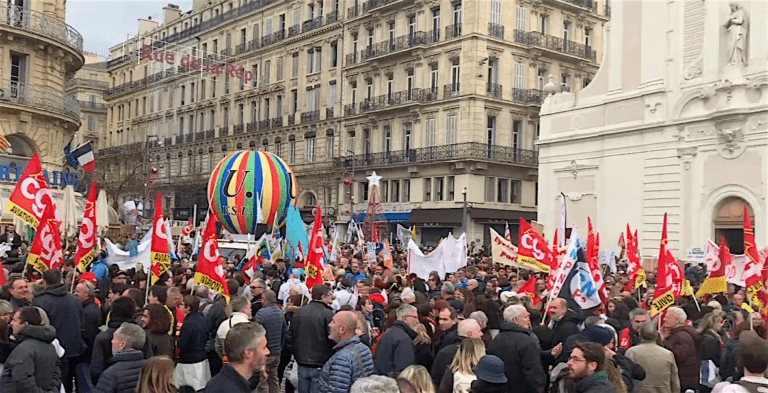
left=554, top=160, right=599, bottom=179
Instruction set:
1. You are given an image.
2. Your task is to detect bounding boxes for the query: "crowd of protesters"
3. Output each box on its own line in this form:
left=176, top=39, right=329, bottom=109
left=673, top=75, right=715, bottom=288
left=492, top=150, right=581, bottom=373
left=0, top=222, right=765, bottom=393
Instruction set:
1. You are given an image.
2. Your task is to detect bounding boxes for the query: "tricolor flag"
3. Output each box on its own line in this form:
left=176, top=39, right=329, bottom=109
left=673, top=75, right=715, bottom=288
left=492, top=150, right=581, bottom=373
left=75, top=182, right=98, bottom=272
left=71, top=142, right=96, bottom=173
left=150, top=193, right=170, bottom=284
left=194, top=214, right=229, bottom=300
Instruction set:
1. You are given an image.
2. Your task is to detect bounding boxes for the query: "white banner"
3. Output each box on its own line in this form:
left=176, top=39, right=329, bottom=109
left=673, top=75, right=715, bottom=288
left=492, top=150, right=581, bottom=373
left=701, top=240, right=768, bottom=287
left=408, top=232, right=467, bottom=280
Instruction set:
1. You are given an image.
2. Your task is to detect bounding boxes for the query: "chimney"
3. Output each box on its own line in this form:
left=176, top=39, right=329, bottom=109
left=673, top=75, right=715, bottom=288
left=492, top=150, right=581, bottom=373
left=138, top=16, right=159, bottom=35
left=163, top=4, right=181, bottom=25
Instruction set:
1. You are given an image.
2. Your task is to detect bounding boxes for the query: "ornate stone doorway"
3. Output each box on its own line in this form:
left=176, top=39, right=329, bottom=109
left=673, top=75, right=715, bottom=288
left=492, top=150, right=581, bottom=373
left=713, top=197, right=753, bottom=254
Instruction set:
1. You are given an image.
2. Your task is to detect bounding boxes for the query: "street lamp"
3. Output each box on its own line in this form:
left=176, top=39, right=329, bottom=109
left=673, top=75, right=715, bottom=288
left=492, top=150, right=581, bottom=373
left=462, top=187, right=467, bottom=234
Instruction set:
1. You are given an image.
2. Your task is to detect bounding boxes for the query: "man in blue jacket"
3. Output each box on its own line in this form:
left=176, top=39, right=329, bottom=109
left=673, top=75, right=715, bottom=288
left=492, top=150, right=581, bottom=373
left=318, top=311, right=374, bottom=393
left=255, top=289, right=287, bottom=393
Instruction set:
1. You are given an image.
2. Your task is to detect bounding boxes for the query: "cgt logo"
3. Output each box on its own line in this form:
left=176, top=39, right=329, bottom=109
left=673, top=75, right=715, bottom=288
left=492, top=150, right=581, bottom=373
left=521, top=231, right=546, bottom=261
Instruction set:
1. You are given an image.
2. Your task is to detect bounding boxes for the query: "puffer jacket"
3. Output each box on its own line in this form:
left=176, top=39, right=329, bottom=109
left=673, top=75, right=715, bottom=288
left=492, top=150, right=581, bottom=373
left=255, top=304, right=287, bottom=358
left=663, top=325, right=702, bottom=390
left=90, top=317, right=152, bottom=385
left=318, top=336, right=375, bottom=393
left=487, top=322, right=546, bottom=393
left=92, top=349, right=147, bottom=393
left=32, top=284, right=87, bottom=359
left=177, top=312, right=208, bottom=364
left=373, top=321, right=417, bottom=375
left=0, top=324, right=61, bottom=393
left=289, top=300, right=335, bottom=368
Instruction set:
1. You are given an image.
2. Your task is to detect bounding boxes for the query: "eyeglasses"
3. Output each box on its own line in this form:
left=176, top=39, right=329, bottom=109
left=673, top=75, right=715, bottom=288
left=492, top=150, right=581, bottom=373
left=569, top=356, right=587, bottom=363
left=250, top=286, right=263, bottom=290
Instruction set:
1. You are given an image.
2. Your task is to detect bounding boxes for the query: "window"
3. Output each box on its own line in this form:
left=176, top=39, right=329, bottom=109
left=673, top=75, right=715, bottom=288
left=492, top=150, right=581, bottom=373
left=446, top=115, right=457, bottom=145
left=430, top=64, right=439, bottom=90
left=561, top=73, right=569, bottom=90
left=453, top=3, right=462, bottom=25
left=403, top=179, right=411, bottom=201
left=326, top=132, right=334, bottom=159
left=485, top=177, right=494, bottom=202
left=264, top=60, right=270, bottom=84
left=514, top=62, right=525, bottom=90
left=497, top=179, right=509, bottom=202
left=538, top=69, right=545, bottom=90
left=516, top=7, right=526, bottom=32
left=180, top=85, right=186, bottom=105
left=179, top=117, right=185, bottom=136
left=563, top=22, right=570, bottom=41
left=346, top=130, right=355, bottom=153
left=383, top=125, right=392, bottom=155
left=381, top=181, right=389, bottom=203
left=329, top=81, right=337, bottom=108
left=585, top=28, right=591, bottom=48
left=190, top=83, right=195, bottom=103
left=511, top=180, right=522, bottom=204
left=408, top=15, right=416, bottom=38
left=432, top=9, right=440, bottom=40
left=539, top=14, right=548, bottom=34
left=314, top=48, right=322, bottom=72
left=424, top=178, right=432, bottom=202
left=513, top=120, right=522, bottom=149
left=277, top=57, right=284, bottom=80
left=292, top=53, right=299, bottom=78
left=291, top=90, right=298, bottom=114
left=451, top=59, right=460, bottom=87
left=275, top=138, right=282, bottom=156
left=434, top=177, right=444, bottom=201
left=363, top=129, right=371, bottom=155
left=490, top=0, right=501, bottom=25
left=330, top=41, right=338, bottom=68
left=239, top=103, right=245, bottom=124
left=392, top=180, right=400, bottom=202
left=305, top=134, right=316, bottom=162
left=87, top=116, right=95, bottom=131
left=447, top=176, right=455, bottom=201
left=277, top=95, right=283, bottom=117
left=367, top=29, right=374, bottom=48
left=289, top=136, right=296, bottom=164
left=264, top=98, right=270, bottom=120
left=425, top=118, right=436, bottom=147
left=487, top=116, right=496, bottom=146
left=403, top=123, right=412, bottom=153
left=307, top=49, right=314, bottom=73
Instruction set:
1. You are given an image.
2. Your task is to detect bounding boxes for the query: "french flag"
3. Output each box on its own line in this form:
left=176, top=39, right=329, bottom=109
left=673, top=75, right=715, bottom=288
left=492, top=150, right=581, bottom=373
left=71, top=142, right=96, bottom=173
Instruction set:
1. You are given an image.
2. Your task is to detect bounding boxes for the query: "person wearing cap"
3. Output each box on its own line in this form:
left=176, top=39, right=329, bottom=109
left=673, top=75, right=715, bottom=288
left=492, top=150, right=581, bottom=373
left=0, top=300, right=13, bottom=324
left=567, top=342, right=619, bottom=393
left=469, top=355, right=508, bottom=393
left=111, top=270, right=129, bottom=286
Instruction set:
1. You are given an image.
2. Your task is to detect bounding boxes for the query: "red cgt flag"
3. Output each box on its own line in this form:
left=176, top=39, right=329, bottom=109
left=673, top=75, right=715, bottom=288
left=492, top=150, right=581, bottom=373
left=26, top=202, right=64, bottom=273
left=744, top=207, right=768, bottom=309
left=5, top=153, right=56, bottom=228
left=305, top=206, right=325, bottom=289
left=150, top=193, right=170, bottom=284
left=696, top=236, right=730, bottom=298
left=518, top=218, right=555, bottom=272
left=586, top=218, right=609, bottom=302
left=518, top=276, right=541, bottom=306
left=75, top=182, right=98, bottom=272
left=194, top=214, right=229, bottom=300
left=651, top=213, right=683, bottom=317
left=182, top=219, right=194, bottom=237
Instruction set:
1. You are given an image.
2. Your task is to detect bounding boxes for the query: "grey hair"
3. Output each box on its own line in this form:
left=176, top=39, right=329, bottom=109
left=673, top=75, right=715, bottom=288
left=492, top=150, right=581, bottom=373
left=78, top=281, right=96, bottom=298
left=229, top=296, right=250, bottom=315
left=441, top=282, right=455, bottom=294
left=168, top=286, right=181, bottom=296
left=667, top=306, right=687, bottom=323
left=396, top=304, right=417, bottom=321
left=503, top=304, right=527, bottom=323
left=254, top=278, right=267, bottom=289
left=639, top=321, right=658, bottom=341
left=469, top=311, right=488, bottom=325
left=115, top=322, right=146, bottom=350
left=350, top=375, right=399, bottom=393
left=401, top=290, right=416, bottom=303
left=629, top=308, right=646, bottom=319
left=224, top=322, right=266, bottom=363
left=457, top=318, right=481, bottom=337
left=263, top=289, right=277, bottom=303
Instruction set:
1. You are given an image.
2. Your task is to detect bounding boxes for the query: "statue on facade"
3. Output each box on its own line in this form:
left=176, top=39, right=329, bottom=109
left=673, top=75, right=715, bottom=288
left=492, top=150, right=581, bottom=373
left=724, top=2, right=748, bottom=66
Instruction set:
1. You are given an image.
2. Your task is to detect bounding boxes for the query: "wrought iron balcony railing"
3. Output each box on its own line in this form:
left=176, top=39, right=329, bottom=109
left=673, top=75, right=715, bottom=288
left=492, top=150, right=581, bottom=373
left=79, top=100, right=107, bottom=112
left=334, top=143, right=538, bottom=168
left=184, top=133, right=194, bottom=143
left=164, top=137, right=173, bottom=146
left=195, top=131, right=205, bottom=141
left=271, top=117, right=283, bottom=128
left=288, top=114, right=296, bottom=125
left=220, top=126, right=229, bottom=136
left=205, top=129, right=215, bottom=139
left=360, top=32, right=434, bottom=61
left=514, top=30, right=597, bottom=61
left=605, top=4, right=611, bottom=17
left=555, top=0, right=598, bottom=12
left=359, top=88, right=439, bottom=113
left=302, top=16, right=323, bottom=33
left=302, top=110, right=320, bottom=123
left=247, top=122, right=257, bottom=133
left=488, top=23, right=504, bottom=39
left=326, top=11, right=339, bottom=24
left=258, top=119, right=271, bottom=130
left=363, top=0, right=401, bottom=12
left=67, top=78, right=109, bottom=89
left=443, top=83, right=460, bottom=98
left=235, top=43, right=246, bottom=54
left=326, top=107, right=335, bottom=119
left=346, top=53, right=358, bottom=66
left=487, top=83, right=503, bottom=98
left=446, top=24, right=462, bottom=39
left=1, top=80, right=80, bottom=119
left=233, top=123, right=245, bottom=134
left=512, top=88, right=547, bottom=104
left=0, top=4, right=83, bottom=54
left=288, top=25, right=300, bottom=37
left=344, top=104, right=357, bottom=116
left=261, top=30, right=285, bottom=47
left=347, top=4, right=361, bottom=19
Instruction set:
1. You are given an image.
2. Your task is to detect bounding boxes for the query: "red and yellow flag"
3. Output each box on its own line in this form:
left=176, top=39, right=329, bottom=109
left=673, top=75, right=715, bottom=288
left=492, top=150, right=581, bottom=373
left=305, top=206, right=325, bottom=289
left=26, top=203, right=64, bottom=273
left=75, top=182, right=98, bottom=272
left=517, top=218, right=554, bottom=272
left=651, top=213, right=683, bottom=317
left=744, top=207, right=768, bottom=310
left=626, top=225, right=646, bottom=290
left=5, top=153, right=56, bottom=228
left=194, top=214, right=229, bottom=300
left=695, top=237, right=730, bottom=298
left=150, top=193, right=170, bottom=284
left=586, top=218, right=608, bottom=302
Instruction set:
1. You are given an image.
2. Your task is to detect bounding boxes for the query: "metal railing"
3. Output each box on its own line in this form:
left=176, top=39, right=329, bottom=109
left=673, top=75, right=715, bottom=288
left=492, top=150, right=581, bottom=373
left=443, top=83, right=460, bottom=98
left=446, top=24, right=462, bottom=39
left=233, top=124, right=245, bottom=134
left=605, top=4, right=611, bottom=17
left=164, top=137, right=173, bottom=146
left=220, top=126, right=229, bottom=136
left=512, top=88, right=547, bottom=104
left=301, top=110, right=320, bottom=123
left=195, top=131, right=205, bottom=141
left=288, top=25, right=300, bottom=37
left=487, top=83, right=503, bottom=98
left=488, top=23, right=504, bottom=39
left=205, top=129, right=215, bottom=139
left=326, top=10, right=339, bottom=24
left=98, top=142, right=143, bottom=157
left=359, top=88, right=439, bottom=113
left=261, top=30, right=285, bottom=47
left=235, top=43, right=246, bottom=54
left=67, top=78, right=109, bottom=89
left=0, top=80, right=80, bottom=119
left=302, top=16, right=323, bottom=33
left=360, top=32, right=435, bottom=61
left=0, top=4, right=83, bottom=54
left=258, top=119, right=270, bottom=130
left=271, top=117, right=283, bottom=128
left=288, top=114, right=296, bottom=125
left=346, top=53, right=358, bottom=66
left=247, top=122, right=257, bottom=133
left=514, top=30, right=597, bottom=61
left=184, top=133, right=194, bottom=143
left=344, top=104, right=357, bottom=116
left=326, top=107, right=335, bottom=119
left=334, top=143, right=538, bottom=168
left=79, top=100, right=107, bottom=111
left=347, top=4, right=361, bottom=19
left=363, top=0, right=401, bottom=12
left=556, top=0, right=597, bottom=12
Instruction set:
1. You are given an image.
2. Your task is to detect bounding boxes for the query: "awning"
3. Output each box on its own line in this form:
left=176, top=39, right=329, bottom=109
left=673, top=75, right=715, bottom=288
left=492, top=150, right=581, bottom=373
left=355, top=212, right=411, bottom=222
left=470, top=208, right=537, bottom=223
left=408, top=208, right=463, bottom=226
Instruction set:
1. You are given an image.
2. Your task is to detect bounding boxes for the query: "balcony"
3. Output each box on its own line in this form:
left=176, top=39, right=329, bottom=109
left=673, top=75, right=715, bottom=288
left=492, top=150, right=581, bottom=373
left=514, top=30, right=597, bottom=62
left=195, top=131, right=205, bottom=141
left=335, top=143, right=538, bottom=169
left=220, top=48, right=232, bottom=57
left=247, top=122, right=257, bottom=133
left=288, top=25, right=300, bottom=37
left=248, top=39, right=260, bottom=51
left=359, top=88, right=440, bottom=113
left=363, top=0, right=402, bottom=12
left=344, top=104, right=357, bottom=116
left=1, top=80, right=80, bottom=120
left=302, top=16, right=323, bottom=33
left=234, top=124, right=245, bottom=135
left=347, top=4, right=361, bottom=19
left=220, top=126, right=229, bottom=136
left=446, top=24, right=462, bottom=39
left=271, top=117, right=283, bottom=128
left=184, top=133, right=194, bottom=143
left=326, top=11, right=339, bottom=24
left=258, top=119, right=271, bottom=130
left=512, top=88, right=547, bottom=104
left=0, top=4, right=83, bottom=54
left=205, top=129, right=215, bottom=139
left=443, top=83, right=460, bottom=98
left=235, top=43, right=246, bottom=54
left=79, top=100, right=107, bottom=112
left=326, top=107, right=335, bottom=119
left=487, top=83, right=503, bottom=98
left=288, top=114, right=296, bottom=125
left=360, top=32, right=434, bottom=61
left=346, top=53, right=359, bottom=66
left=548, top=0, right=598, bottom=12
left=488, top=23, right=504, bottom=39
left=302, top=110, right=320, bottom=123
left=261, top=30, right=285, bottom=47
left=67, top=78, right=109, bottom=90
left=164, top=137, right=173, bottom=146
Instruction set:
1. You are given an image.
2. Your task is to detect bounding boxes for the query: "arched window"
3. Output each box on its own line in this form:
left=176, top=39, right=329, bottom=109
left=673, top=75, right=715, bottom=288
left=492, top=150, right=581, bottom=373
left=5, top=135, right=35, bottom=157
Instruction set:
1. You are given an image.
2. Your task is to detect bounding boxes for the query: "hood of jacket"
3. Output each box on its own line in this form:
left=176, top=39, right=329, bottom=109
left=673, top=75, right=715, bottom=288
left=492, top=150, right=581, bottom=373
left=573, top=370, right=613, bottom=393
left=112, top=348, right=145, bottom=362
left=43, top=284, right=69, bottom=297
left=17, top=324, right=56, bottom=344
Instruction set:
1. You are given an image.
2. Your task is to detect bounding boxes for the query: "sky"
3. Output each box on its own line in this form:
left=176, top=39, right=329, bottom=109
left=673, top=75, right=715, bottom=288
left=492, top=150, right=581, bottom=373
left=66, top=0, right=193, bottom=60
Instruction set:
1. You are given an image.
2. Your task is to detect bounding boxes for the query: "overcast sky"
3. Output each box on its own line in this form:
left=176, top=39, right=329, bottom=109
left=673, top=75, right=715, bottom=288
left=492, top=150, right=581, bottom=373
left=66, top=0, right=193, bottom=60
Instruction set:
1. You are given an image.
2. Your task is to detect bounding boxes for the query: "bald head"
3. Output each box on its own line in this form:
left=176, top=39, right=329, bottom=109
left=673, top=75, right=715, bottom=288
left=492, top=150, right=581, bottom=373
left=330, top=311, right=359, bottom=343
left=457, top=318, right=483, bottom=339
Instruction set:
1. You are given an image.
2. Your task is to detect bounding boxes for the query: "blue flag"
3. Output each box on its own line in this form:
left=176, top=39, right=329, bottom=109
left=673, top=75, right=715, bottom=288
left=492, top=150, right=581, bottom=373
left=285, top=204, right=309, bottom=259
left=63, top=139, right=79, bottom=170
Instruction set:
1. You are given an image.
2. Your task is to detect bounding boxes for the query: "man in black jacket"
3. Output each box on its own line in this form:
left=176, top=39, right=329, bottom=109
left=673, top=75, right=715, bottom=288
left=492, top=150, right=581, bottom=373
left=288, top=284, right=335, bottom=393
left=32, top=269, right=87, bottom=393
left=92, top=323, right=147, bottom=393
left=487, top=304, right=548, bottom=393
left=549, top=298, right=582, bottom=364
left=374, top=304, right=419, bottom=376
left=434, top=306, right=460, bottom=355
left=431, top=318, right=483, bottom=385
left=204, top=322, right=270, bottom=393
left=75, top=281, right=102, bottom=361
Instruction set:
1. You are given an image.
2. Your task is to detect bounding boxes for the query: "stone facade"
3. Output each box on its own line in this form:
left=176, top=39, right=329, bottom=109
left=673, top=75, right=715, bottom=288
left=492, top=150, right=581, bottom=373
left=66, top=53, right=109, bottom=149
left=537, top=0, right=768, bottom=260
left=102, top=0, right=607, bottom=244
